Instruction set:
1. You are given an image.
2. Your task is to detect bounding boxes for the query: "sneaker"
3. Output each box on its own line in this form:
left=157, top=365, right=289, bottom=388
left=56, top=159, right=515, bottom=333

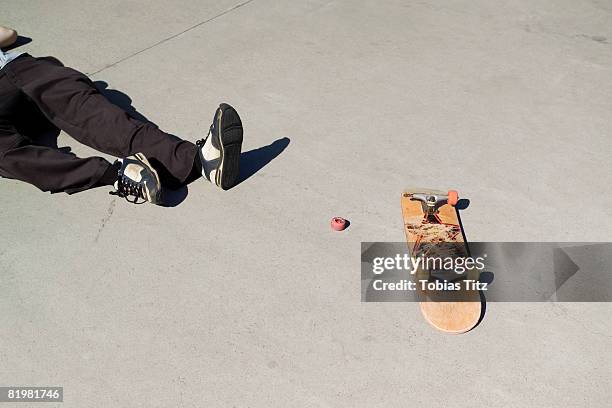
left=196, top=103, right=243, bottom=190
left=109, top=153, right=162, bottom=204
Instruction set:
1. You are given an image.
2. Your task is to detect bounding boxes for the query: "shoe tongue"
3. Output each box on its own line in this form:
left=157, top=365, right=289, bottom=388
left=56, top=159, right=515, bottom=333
left=201, top=139, right=220, bottom=162
left=124, top=163, right=143, bottom=182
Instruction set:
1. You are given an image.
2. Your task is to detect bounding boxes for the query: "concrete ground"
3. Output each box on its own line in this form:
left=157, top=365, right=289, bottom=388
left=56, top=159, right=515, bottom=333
left=1, top=0, right=611, bottom=406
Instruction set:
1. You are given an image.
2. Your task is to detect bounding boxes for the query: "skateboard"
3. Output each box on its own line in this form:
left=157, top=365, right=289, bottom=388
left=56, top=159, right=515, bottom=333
left=401, top=189, right=482, bottom=333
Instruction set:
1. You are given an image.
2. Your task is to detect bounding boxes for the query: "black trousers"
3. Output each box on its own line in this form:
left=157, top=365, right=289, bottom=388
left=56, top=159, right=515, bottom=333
left=0, top=54, right=199, bottom=193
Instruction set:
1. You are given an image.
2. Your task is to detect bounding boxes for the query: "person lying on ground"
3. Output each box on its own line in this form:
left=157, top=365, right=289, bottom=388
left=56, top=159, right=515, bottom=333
left=0, top=25, right=243, bottom=204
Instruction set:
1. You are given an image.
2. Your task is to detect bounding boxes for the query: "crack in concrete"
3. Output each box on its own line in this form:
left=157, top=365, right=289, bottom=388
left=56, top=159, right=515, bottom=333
left=94, top=197, right=116, bottom=243
left=88, top=0, right=256, bottom=76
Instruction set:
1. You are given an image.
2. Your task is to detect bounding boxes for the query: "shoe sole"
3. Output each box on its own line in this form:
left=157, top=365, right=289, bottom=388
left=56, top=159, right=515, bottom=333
left=216, top=104, right=243, bottom=190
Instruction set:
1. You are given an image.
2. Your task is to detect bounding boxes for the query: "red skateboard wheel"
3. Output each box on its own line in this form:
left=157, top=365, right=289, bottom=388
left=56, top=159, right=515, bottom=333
left=331, top=217, right=347, bottom=231
left=447, top=190, right=459, bottom=206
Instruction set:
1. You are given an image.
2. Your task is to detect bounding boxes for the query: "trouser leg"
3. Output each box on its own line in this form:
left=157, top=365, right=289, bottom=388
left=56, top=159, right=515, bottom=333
left=0, top=64, right=114, bottom=193
left=0, top=127, right=114, bottom=194
left=5, top=54, right=200, bottom=187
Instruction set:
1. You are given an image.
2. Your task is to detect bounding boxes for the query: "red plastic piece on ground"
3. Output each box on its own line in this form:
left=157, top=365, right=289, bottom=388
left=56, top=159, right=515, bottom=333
left=447, top=190, right=459, bottom=206
left=331, top=217, right=347, bottom=231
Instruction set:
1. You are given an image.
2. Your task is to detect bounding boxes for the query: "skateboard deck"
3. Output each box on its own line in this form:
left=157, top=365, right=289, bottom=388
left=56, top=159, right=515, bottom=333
left=401, top=189, right=482, bottom=333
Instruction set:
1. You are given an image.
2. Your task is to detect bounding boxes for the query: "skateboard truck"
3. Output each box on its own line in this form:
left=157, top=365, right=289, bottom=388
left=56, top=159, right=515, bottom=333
left=409, top=190, right=459, bottom=220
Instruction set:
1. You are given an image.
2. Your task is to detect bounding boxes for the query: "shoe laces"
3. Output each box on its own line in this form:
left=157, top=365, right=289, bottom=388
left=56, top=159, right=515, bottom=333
left=196, top=125, right=214, bottom=147
left=109, top=175, right=147, bottom=204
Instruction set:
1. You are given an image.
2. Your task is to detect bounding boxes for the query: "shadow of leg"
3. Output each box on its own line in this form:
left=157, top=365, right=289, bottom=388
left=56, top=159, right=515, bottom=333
left=94, top=80, right=156, bottom=125
left=237, top=137, right=290, bottom=185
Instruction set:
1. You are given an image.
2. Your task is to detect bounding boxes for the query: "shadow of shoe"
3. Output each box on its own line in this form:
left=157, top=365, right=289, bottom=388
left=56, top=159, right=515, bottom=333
left=161, top=186, right=189, bottom=207
left=237, top=137, right=290, bottom=185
